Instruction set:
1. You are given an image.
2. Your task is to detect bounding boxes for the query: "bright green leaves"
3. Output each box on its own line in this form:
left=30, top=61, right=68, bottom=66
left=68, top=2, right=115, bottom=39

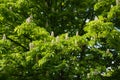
left=0, top=1, right=20, bottom=22
left=84, top=20, right=113, bottom=47
left=14, top=22, right=49, bottom=40
left=107, top=5, right=120, bottom=27
left=108, top=6, right=120, bottom=19
left=94, top=0, right=115, bottom=16
left=0, top=14, right=4, bottom=21
left=84, top=20, right=114, bottom=38
left=84, top=19, right=120, bottom=52
left=0, top=40, right=11, bottom=54
left=0, top=0, right=24, bottom=35
left=16, top=0, right=26, bottom=8
left=22, top=34, right=84, bottom=79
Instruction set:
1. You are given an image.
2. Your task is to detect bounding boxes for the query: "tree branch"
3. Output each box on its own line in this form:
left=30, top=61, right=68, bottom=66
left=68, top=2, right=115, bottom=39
left=6, top=36, right=29, bottom=51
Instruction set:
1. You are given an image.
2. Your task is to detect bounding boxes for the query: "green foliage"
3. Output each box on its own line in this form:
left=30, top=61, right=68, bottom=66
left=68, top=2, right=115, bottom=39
left=0, top=40, right=11, bottom=54
left=14, top=22, right=50, bottom=40
left=0, top=0, right=120, bottom=80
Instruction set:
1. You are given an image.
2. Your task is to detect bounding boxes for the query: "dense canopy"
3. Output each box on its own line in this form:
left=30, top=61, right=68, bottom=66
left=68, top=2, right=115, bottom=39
left=0, top=0, right=120, bottom=80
